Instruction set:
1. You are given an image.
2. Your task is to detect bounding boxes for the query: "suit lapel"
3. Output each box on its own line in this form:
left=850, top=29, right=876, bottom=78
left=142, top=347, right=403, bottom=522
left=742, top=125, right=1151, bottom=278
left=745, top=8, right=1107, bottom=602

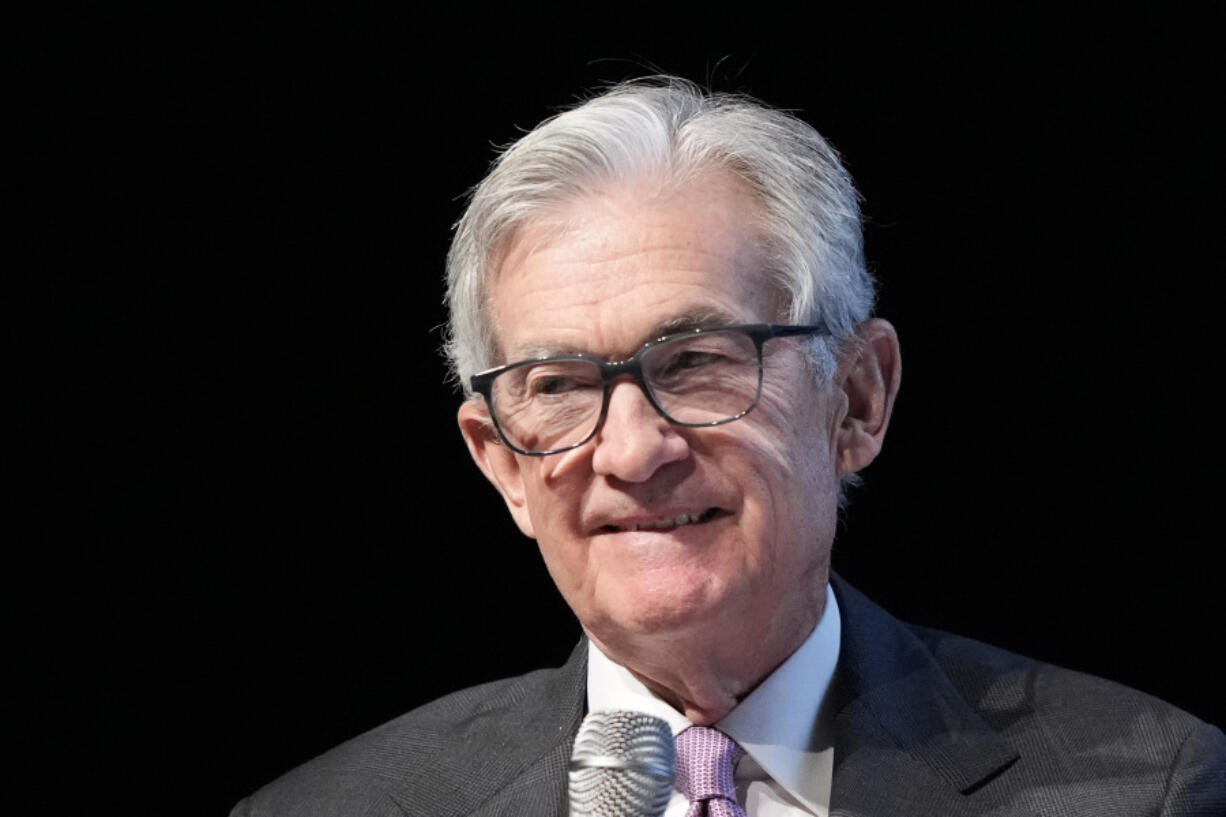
left=455, top=582, right=1021, bottom=816
left=467, top=639, right=587, bottom=817
left=827, top=576, right=1018, bottom=816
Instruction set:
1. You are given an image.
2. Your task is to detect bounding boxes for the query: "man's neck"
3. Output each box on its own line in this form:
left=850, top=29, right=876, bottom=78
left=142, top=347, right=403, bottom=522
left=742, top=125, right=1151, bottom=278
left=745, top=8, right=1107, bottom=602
left=584, top=579, right=830, bottom=724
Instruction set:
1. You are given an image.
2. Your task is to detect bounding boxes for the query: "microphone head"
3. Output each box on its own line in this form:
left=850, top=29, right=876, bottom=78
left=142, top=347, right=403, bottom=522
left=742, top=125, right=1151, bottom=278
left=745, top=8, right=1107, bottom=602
left=568, top=710, right=675, bottom=817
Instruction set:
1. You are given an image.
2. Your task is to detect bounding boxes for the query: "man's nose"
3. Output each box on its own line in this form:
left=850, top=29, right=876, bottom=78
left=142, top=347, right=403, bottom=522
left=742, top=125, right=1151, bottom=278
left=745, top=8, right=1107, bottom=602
left=590, top=379, right=689, bottom=482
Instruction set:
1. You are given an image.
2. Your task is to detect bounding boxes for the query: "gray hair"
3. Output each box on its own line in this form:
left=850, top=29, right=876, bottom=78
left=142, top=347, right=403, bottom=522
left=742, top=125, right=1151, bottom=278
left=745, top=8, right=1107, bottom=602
left=444, top=76, right=875, bottom=395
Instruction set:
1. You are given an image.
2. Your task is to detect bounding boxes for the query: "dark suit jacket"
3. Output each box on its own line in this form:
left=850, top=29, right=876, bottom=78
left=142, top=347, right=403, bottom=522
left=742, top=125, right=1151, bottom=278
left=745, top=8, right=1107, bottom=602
left=232, top=576, right=1226, bottom=815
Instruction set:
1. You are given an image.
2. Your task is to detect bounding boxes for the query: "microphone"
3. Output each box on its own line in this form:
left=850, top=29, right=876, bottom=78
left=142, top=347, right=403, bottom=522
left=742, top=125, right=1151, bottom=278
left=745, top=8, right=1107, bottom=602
left=568, top=710, right=675, bottom=817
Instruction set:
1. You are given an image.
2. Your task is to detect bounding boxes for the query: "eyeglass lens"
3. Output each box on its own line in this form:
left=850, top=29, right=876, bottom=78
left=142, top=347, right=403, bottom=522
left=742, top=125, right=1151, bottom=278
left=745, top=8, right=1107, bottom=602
left=489, top=329, right=762, bottom=454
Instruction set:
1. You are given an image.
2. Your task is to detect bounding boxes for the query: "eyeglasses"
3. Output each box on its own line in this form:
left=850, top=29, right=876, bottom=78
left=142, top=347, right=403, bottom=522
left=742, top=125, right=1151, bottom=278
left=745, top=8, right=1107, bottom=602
left=470, top=323, right=830, bottom=456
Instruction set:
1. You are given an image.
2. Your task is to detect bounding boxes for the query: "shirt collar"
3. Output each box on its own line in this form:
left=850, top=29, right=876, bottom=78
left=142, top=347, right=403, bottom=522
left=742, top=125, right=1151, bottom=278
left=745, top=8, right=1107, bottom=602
left=586, top=583, right=841, bottom=815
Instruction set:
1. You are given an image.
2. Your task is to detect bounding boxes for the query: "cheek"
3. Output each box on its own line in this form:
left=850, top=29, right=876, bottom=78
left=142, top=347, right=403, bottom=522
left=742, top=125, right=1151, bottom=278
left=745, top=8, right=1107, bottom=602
left=731, top=390, right=839, bottom=562
left=520, top=453, right=584, bottom=527
left=519, top=459, right=591, bottom=583
left=699, top=425, right=802, bottom=569
left=744, top=387, right=830, bottom=485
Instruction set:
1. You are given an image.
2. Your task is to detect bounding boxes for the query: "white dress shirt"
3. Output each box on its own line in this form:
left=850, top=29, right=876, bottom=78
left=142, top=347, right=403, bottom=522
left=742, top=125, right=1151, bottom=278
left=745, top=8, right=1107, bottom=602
left=581, top=584, right=841, bottom=817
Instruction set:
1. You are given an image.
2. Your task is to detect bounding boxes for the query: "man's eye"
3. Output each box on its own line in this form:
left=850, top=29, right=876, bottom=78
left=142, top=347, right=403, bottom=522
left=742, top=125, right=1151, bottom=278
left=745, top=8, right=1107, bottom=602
left=666, top=350, right=724, bottom=372
left=530, top=376, right=578, bottom=395
left=528, top=370, right=600, bottom=395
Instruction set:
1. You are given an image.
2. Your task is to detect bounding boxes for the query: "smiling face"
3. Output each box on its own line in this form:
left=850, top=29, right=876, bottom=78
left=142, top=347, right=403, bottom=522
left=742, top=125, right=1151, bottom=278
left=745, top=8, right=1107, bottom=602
left=458, top=171, right=854, bottom=697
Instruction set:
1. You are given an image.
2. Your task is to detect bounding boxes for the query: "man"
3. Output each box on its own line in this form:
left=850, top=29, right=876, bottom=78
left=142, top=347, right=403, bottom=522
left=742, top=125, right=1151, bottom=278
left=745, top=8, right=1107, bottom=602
left=234, top=77, right=1225, bottom=816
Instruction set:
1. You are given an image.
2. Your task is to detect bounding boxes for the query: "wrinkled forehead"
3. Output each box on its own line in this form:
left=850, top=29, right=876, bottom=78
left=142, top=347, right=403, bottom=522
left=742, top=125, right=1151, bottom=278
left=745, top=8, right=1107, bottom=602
left=483, top=172, right=786, bottom=363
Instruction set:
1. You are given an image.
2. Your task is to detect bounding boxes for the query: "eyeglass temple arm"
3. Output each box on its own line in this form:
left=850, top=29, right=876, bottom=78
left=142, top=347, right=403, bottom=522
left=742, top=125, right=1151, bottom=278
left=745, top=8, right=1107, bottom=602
left=767, top=322, right=831, bottom=339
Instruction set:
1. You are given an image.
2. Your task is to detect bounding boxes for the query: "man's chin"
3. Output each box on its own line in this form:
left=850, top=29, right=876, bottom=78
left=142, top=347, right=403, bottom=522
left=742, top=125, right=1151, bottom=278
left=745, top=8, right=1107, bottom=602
left=584, top=587, right=730, bottom=649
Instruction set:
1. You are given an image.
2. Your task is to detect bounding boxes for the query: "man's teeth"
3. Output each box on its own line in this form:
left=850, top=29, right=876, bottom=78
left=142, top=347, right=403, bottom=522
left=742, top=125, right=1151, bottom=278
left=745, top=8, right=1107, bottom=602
left=622, top=512, right=705, bottom=531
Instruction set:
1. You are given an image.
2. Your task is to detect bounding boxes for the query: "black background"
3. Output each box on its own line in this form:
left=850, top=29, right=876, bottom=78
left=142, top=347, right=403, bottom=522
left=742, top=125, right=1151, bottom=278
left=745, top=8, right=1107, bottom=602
left=15, top=4, right=1223, bottom=814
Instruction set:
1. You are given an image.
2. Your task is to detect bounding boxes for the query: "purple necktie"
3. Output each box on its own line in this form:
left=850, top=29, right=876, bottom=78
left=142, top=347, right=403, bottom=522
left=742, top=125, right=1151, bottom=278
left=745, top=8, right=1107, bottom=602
left=674, top=726, right=748, bottom=817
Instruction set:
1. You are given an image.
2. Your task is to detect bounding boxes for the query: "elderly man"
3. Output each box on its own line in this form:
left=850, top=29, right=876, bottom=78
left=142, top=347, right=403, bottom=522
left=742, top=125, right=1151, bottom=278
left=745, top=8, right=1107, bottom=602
left=234, top=78, right=1224, bottom=816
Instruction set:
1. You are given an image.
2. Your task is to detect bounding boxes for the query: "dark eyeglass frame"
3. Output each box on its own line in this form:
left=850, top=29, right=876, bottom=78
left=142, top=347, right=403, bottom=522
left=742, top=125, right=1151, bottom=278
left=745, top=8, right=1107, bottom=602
left=470, top=322, right=830, bottom=456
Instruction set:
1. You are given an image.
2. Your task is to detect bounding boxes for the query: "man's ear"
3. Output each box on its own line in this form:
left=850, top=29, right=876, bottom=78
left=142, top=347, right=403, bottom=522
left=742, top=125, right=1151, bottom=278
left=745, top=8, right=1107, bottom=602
left=835, top=318, right=901, bottom=477
left=457, top=400, right=537, bottom=539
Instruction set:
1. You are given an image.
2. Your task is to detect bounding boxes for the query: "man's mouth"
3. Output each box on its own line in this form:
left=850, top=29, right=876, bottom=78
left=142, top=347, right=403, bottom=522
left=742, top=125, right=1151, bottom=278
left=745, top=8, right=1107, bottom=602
left=599, top=507, right=724, bottom=533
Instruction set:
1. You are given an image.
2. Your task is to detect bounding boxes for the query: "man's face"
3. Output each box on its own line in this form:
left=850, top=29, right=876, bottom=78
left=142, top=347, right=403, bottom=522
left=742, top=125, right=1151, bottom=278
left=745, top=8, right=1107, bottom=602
left=460, top=171, right=851, bottom=673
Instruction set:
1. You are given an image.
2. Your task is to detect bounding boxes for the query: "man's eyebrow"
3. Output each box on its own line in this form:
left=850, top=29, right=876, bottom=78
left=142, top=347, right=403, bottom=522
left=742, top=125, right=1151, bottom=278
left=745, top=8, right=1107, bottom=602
left=505, top=309, right=743, bottom=363
left=506, top=342, right=571, bottom=361
left=647, top=309, right=742, bottom=340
